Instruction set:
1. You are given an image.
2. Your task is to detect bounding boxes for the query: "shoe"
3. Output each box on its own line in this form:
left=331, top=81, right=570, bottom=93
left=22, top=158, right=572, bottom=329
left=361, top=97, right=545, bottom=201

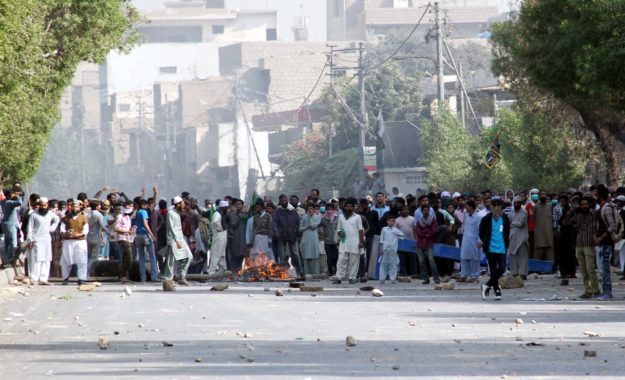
left=177, top=278, right=191, bottom=286
left=594, top=293, right=613, bottom=301
left=121, top=278, right=133, bottom=284
left=391, top=280, right=397, bottom=284
left=77, top=280, right=89, bottom=286
left=578, top=293, right=593, bottom=299
left=480, top=284, right=490, bottom=300
left=359, top=277, right=368, bottom=283
left=422, top=279, right=430, bottom=285
left=62, top=278, right=69, bottom=285
left=38, top=281, right=51, bottom=286
left=379, top=280, right=385, bottom=285
left=332, top=279, right=342, bottom=284
left=494, top=289, right=502, bottom=301
left=560, top=279, right=569, bottom=286
left=457, top=277, right=467, bottom=283
left=348, top=279, right=357, bottom=285
left=162, top=280, right=176, bottom=292
left=434, top=277, right=441, bottom=284
left=520, top=275, right=527, bottom=281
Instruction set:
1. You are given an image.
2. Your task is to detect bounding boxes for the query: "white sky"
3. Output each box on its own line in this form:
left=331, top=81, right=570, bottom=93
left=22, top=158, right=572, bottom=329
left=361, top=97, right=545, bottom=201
left=131, top=0, right=327, bottom=41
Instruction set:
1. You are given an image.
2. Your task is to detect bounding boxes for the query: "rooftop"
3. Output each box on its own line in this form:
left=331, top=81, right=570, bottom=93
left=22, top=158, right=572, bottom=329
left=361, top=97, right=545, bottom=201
left=365, top=6, right=500, bottom=26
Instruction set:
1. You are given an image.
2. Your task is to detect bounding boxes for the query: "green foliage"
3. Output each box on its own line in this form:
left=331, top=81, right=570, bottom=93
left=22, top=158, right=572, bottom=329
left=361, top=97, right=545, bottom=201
left=422, top=107, right=593, bottom=193
left=281, top=132, right=359, bottom=197
left=0, top=0, right=140, bottom=185
left=490, top=0, right=625, bottom=185
left=421, top=109, right=474, bottom=192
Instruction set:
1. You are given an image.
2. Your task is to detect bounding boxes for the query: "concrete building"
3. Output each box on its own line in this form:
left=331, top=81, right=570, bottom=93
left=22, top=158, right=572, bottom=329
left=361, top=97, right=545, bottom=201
left=328, top=0, right=501, bottom=41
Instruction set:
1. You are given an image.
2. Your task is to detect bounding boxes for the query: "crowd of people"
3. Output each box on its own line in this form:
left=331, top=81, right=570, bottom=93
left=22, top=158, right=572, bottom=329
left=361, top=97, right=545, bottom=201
left=1, top=181, right=624, bottom=300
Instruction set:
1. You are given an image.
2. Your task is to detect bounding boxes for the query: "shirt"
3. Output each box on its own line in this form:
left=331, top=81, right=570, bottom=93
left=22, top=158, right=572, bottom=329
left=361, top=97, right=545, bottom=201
left=373, top=205, right=390, bottom=219
left=380, top=226, right=404, bottom=253
left=394, top=216, right=415, bottom=240
left=1, top=199, right=21, bottom=226
left=135, top=209, right=149, bottom=235
left=115, top=214, right=133, bottom=242
left=489, top=217, right=506, bottom=254
left=337, top=213, right=363, bottom=254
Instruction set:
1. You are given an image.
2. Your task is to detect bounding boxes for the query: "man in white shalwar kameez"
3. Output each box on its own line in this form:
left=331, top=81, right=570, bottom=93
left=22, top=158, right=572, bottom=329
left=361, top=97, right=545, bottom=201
left=162, top=196, right=193, bottom=291
left=208, top=201, right=229, bottom=275
left=26, top=198, right=60, bottom=285
left=60, top=199, right=90, bottom=285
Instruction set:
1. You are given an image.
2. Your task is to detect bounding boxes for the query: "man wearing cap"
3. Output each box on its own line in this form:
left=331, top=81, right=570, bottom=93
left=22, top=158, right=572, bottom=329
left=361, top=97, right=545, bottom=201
left=87, top=200, right=108, bottom=275
left=526, top=188, right=539, bottom=259
left=162, top=196, right=193, bottom=291
left=207, top=200, right=229, bottom=275
left=26, top=198, right=60, bottom=285
left=507, top=196, right=529, bottom=280
left=60, top=199, right=90, bottom=285
left=533, top=190, right=554, bottom=263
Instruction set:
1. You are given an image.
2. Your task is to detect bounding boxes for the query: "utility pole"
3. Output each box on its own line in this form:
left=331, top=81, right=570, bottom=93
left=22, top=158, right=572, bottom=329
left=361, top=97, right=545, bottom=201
left=327, top=44, right=335, bottom=157
left=458, top=62, right=466, bottom=129
left=435, top=1, right=444, bottom=106
left=358, top=41, right=367, bottom=185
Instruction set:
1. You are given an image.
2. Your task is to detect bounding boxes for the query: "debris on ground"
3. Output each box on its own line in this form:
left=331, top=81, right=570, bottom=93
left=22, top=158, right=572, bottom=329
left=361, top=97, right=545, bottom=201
left=124, top=286, right=132, bottom=296
left=515, top=318, right=524, bottom=325
left=584, top=350, right=597, bottom=357
left=372, top=289, right=384, bottom=297
left=300, top=286, right=323, bottom=292
left=346, top=336, right=357, bottom=347
left=210, top=284, right=229, bottom=291
left=162, top=341, right=174, bottom=347
left=396, top=276, right=412, bottom=283
left=359, top=286, right=375, bottom=291
left=583, top=331, right=600, bottom=338
left=500, top=276, right=524, bottom=289
left=435, top=282, right=454, bottom=290
left=98, top=336, right=109, bottom=350
left=275, top=289, right=283, bottom=296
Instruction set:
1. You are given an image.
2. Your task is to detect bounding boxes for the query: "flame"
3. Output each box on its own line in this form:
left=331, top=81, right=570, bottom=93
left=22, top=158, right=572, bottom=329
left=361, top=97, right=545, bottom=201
left=237, top=252, right=290, bottom=281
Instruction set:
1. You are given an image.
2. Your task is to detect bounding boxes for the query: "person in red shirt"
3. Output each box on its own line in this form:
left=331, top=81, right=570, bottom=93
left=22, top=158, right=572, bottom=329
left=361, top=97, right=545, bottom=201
left=526, top=189, right=539, bottom=259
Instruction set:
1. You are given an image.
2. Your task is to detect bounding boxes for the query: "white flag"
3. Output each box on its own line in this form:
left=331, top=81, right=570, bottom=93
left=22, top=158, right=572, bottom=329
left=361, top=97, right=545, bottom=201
left=377, top=109, right=385, bottom=138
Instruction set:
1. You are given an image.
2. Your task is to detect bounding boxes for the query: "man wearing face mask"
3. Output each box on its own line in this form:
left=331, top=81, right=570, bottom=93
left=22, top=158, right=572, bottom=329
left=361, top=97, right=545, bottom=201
left=533, top=190, right=554, bottom=263
left=114, top=200, right=136, bottom=284
left=526, top=189, right=539, bottom=260
left=26, top=198, right=60, bottom=285
left=478, top=197, right=510, bottom=300
left=507, top=196, right=529, bottom=280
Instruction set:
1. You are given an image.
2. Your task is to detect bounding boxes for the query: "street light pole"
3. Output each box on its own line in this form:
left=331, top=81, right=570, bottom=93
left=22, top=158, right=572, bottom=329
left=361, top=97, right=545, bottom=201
left=435, top=1, right=444, bottom=105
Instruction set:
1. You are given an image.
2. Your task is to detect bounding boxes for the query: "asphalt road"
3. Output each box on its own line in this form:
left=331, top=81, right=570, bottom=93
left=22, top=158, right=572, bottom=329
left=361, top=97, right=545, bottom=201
left=1, top=275, right=625, bottom=379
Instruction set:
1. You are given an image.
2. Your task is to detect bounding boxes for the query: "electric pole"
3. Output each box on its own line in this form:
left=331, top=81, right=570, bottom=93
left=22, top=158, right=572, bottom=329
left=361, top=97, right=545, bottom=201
left=358, top=41, right=367, bottom=185
left=435, top=1, right=444, bottom=106
left=327, top=44, right=336, bottom=158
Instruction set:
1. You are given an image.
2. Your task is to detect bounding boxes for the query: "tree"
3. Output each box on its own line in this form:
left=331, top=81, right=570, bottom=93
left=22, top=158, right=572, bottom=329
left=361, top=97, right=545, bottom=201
left=421, top=109, right=474, bottom=192
left=280, top=132, right=359, bottom=197
left=0, top=0, right=140, bottom=185
left=490, top=0, right=625, bottom=186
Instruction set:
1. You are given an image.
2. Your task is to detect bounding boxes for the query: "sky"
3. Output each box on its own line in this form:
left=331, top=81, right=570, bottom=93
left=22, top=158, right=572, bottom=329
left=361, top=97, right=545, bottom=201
left=131, top=0, right=327, bottom=41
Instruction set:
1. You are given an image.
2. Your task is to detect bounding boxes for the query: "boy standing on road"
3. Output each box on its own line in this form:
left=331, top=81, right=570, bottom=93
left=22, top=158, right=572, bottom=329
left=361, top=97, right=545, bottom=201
left=379, top=215, right=404, bottom=284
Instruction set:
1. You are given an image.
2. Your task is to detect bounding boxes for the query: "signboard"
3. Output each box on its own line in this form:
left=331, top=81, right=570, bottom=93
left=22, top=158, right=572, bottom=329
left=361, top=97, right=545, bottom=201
left=364, top=146, right=377, bottom=172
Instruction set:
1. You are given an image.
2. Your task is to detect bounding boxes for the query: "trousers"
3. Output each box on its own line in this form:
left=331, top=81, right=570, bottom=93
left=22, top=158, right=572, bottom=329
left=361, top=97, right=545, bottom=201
left=417, top=248, right=439, bottom=279
left=576, top=246, right=600, bottom=295
left=485, top=252, right=506, bottom=291
left=335, top=251, right=360, bottom=280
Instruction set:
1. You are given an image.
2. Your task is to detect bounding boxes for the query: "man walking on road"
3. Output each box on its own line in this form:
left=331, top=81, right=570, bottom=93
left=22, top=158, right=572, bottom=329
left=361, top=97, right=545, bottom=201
left=479, top=198, right=510, bottom=301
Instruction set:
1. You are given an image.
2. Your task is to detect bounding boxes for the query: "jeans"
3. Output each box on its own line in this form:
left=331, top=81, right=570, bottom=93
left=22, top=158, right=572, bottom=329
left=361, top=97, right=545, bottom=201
left=417, top=248, right=439, bottom=280
left=399, top=251, right=418, bottom=276
left=485, top=252, right=506, bottom=291
left=599, top=244, right=613, bottom=296
left=276, top=239, right=304, bottom=277
left=2, top=223, right=18, bottom=262
left=135, top=234, right=159, bottom=282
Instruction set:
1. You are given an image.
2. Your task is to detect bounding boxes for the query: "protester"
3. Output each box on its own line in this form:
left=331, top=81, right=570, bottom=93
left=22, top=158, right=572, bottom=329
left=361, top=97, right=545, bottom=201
left=25, top=198, right=59, bottom=285
left=415, top=204, right=440, bottom=285
left=459, top=200, right=481, bottom=283
left=60, top=199, right=90, bottom=285
left=299, top=204, right=321, bottom=277
left=507, top=196, right=529, bottom=280
left=479, top=198, right=510, bottom=301
left=162, top=196, right=193, bottom=291
left=333, top=198, right=364, bottom=284
left=379, top=214, right=404, bottom=284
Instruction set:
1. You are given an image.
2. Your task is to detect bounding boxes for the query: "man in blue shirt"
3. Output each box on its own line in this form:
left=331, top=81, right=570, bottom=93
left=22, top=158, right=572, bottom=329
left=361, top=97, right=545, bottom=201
left=1, top=189, right=22, bottom=266
left=478, top=197, right=510, bottom=301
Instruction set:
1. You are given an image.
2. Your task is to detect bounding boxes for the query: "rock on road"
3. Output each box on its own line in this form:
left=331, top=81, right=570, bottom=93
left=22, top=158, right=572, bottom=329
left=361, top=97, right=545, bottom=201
left=1, top=276, right=625, bottom=379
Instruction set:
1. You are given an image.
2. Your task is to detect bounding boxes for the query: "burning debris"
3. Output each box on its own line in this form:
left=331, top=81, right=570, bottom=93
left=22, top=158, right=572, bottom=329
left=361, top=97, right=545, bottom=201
left=237, top=253, right=290, bottom=282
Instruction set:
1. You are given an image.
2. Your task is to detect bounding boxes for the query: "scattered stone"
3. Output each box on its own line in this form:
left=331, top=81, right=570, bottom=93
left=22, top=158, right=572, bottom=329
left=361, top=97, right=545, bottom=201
left=583, top=331, right=600, bottom=338
left=239, top=354, right=247, bottom=359
left=263, top=287, right=270, bottom=292
left=194, top=358, right=203, bottom=363
left=92, top=282, right=102, bottom=287
left=451, top=323, right=457, bottom=327
left=500, top=276, right=524, bottom=289
left=246, top=357, right=256, bottom=363
left=408, top=322, right=416, bottom=326
left=515, top=318, right=524, bottom=325
left=275, top=289, right=283, bottom=296
left=210, top=284, right=229, bottom=291
left=579, top=342, right=590, bottom=346
left=359, top=286, right=375, bottom=291
left=434, top=282, right=454, bottom=290
left=113, top=331, right=120, bottom=336
left=79, top=284, right=97, bottom=292
left=138, top=323, right=144, bottom=328
left=531, top=320, right=536, bottom=324
left=372, top=289, right=384, bottom=297
left=300, top=286, right=324, bottom=292
left=440, top=276, right=451, bottom=283
left=515, top=337, right=523, bottom=341
left=533, top=274, right=540, bottom=279
left=162, top=341, right=174, bottom=347
left=346, top=336, right=357, bottom=347
left=124, top=286, right=132, bottom=296
left=98, top=336, right=109, bottom=350
left=454, top=339, right=461, bottom=343
left=392, top=365, right=400, bottom=370
left=289, top=282, right=304, bottom=289
left=243, top=332, right=253, bottom=338
left=584, top=350, right=597, bottom=358
left=397, top=276, right=412, bottom=283
left=526, top=342, right=544, bottom=346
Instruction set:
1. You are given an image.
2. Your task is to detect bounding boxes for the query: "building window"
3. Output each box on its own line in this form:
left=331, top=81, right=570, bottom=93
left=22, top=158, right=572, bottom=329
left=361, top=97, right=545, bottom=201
left=212, top=25, right=225, bottom=34
left=118, top=104, right=131, bottom=112
left=159, top=66, right=177, bottom=74
left=266, top=28, right=277, bottom=41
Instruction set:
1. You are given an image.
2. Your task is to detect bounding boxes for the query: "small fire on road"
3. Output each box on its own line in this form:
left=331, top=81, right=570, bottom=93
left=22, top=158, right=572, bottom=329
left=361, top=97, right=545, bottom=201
left=237, top=252, right=290, bottom=282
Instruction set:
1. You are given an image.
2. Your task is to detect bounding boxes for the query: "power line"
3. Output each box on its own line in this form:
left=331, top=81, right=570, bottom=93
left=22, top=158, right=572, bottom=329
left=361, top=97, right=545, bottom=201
left=296, top=62, right=328, bottom=111
left=366, top=3, right=431, bottom=72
